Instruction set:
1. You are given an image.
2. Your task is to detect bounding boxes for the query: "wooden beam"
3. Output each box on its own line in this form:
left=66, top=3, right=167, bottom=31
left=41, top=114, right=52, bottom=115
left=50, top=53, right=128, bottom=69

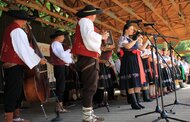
left=111, top=0, right=147, bottom=22
left=15, top=0, right=76, bottom=23
left=48, top=0, right=122, bottom=33
left=178, top=50, right=190, bottom=54
left=169, top=0, right=190, bottom=33
left=142, top=0, right=178, bottom=36
left=0, top=6, right=74, bottom=32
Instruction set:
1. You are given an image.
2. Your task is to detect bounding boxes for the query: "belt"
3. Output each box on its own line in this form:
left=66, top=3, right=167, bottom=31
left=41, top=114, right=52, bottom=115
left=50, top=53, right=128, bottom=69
left=2, top=63, right=17, bottom=69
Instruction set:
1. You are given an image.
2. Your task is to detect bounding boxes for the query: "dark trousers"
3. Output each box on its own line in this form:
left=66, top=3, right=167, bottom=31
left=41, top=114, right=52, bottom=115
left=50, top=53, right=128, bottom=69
left=3, top=65, right=24, bottom=112
left=77, top=55, right=99, bottom=107
left=54, top=65, right=66, bottom=102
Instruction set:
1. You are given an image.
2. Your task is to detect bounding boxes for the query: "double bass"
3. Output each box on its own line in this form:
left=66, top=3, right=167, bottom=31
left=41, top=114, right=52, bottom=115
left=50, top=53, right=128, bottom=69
left=23, top=24, right=50, bottom=105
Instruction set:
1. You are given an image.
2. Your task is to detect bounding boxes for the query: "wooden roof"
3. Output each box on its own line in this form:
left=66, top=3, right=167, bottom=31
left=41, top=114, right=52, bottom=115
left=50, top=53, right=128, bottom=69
left=1, top=0, right=190, bottom=46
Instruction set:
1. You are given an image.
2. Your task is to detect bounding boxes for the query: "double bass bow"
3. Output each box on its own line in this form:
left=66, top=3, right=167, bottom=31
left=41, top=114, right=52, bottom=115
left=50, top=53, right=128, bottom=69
left=23, top=23, right=50, bottom=104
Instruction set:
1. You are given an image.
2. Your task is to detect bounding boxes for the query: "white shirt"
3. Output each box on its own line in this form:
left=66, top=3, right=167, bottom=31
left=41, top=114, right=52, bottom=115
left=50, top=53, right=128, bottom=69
left=51, top=41, right=72, bottom=64
left=79, top=18, right=102, bottom=54
left=118, top=35, right=130, bottom=48
left=141, top=49, right=151, bottom=57
left=11, top=28, right=41, bottom=69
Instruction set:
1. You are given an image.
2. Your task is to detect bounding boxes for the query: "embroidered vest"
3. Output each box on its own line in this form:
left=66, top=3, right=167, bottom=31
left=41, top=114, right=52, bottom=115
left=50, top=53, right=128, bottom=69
left=71, top=23, right=99, bottom=59
left=50, top=42, right=66, bottom=65
left=1, top=22, right=25, bottom=65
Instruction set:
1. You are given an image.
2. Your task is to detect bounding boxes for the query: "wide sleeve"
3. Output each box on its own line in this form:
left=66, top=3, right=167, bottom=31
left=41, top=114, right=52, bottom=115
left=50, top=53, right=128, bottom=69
left=11, top=28, right=41, bottom=69
left=79, top=18, right=102, bottom=54
left=118, top=36, right=129, bottom=48
left=51, top=41, right=72, bottom=64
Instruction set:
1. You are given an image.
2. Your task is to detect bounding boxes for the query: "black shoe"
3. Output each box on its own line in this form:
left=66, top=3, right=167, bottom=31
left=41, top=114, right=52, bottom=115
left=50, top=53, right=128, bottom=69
left=130, top=94, right=141, bottom=110
left=138, top=103, right=145, bottom=109
left=135, top=93, right=145, bottom=109
left=142, top=90, right=153, bottom=102
left=131, top=103, right=141, bottom=110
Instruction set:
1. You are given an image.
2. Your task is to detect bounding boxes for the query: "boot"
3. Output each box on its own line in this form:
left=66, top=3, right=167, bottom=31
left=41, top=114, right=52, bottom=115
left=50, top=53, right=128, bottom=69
left=82, top=107, right=104, bottom=122
left=126, top=90, right=131, bottom=104
left=4, top=112, right=13, bottom=122
left=142, top=90, right=153, bottom=102
left=56, top=102, right=69, bottom=113
left=129, top=94, right=141, bottom=110
left=135, top=93, right=145, bottom=109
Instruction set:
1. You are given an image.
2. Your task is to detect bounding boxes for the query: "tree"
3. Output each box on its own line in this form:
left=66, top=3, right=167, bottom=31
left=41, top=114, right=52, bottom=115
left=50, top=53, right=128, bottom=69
left=175, top=40, right=190, bottom=63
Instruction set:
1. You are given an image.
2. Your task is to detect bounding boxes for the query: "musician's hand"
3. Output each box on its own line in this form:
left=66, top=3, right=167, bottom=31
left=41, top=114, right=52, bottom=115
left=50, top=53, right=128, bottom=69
left=102, top=31, right=109, bottom=40
left=39, top=58, right=47, bottom=65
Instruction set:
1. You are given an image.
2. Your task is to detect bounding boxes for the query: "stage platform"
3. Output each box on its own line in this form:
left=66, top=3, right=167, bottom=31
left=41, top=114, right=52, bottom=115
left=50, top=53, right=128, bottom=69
left=1, top=86, right=190, bottom=122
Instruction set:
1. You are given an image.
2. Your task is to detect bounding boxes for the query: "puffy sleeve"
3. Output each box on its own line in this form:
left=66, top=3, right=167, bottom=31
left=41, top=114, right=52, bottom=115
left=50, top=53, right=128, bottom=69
left=11, top=28, right=41, bottom=69
left=51, top=41, right=72, bottom=64
left=79, top=18, right=102, bottom=54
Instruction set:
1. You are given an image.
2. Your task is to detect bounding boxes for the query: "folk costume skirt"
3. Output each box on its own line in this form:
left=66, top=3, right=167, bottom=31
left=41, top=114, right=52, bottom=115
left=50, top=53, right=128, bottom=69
left=119, top=50, right=143, bottom=90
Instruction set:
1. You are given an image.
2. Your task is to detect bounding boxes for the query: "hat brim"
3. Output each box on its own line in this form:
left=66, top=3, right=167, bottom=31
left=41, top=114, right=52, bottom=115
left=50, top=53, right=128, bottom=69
left=8, top=10, right=36, bottom=21
left=76, top=8, right=103, bottom=18
left=50, top=32, right=68, bottom=39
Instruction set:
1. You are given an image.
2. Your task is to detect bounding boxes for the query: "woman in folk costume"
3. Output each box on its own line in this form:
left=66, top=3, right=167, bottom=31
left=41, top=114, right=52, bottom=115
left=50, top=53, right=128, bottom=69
left=50, top=30, right=73, bottom=113
left=168, top=50, right=179, bottom=90
left=138, top=36, right=153, bottom=102
left=71, top=5, right=109, bottom=122
left=148, top=47, right=160, bottom=98
left=119, top=21, right=149, bottom=110
left=1, top=10, right=46, bottom=122
left=160, top=48, right=173, bottom=94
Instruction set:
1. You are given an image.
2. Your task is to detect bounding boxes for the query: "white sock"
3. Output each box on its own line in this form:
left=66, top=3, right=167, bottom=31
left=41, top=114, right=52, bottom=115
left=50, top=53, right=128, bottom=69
left=83, top=107, right=93, bottom=121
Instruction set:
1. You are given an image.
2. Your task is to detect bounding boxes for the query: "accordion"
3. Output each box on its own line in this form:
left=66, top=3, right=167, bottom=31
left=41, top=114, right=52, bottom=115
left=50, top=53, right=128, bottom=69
left=99, top=31, right=114, bottom=61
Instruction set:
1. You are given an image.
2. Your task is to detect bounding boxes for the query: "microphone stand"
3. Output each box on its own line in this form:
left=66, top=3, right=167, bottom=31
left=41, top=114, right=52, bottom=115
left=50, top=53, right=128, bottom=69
left=94, top=63, right=110, bottom=112
left=51, top=85, right=63, bottom=122
left=134, top=22, right=188, bottom=122
left=135, top=42, right=162, bottom=118
left=150, top=25, right=190, bottom=112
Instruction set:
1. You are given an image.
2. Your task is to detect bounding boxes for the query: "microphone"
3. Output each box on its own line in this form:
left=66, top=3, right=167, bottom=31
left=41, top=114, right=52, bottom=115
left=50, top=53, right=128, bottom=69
left=144, top=23, right=155, bottom=26
left=127, top=20, right=142, bottom=23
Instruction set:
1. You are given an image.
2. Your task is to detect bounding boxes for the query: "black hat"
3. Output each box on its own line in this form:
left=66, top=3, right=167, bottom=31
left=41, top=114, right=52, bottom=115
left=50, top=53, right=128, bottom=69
left=50, top=30, right=68, bottom=39
left=76, top=5, right=103, bottom=18
left=8, top=10, right=36, bottom=21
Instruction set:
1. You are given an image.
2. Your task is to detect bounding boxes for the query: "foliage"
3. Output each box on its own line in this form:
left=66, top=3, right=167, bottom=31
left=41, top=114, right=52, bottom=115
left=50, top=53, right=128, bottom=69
left=0, top=1, right=7, bottom=16
left=175, top=40, right=190, bottom=63
left=175, top=40, right=190, bottom=52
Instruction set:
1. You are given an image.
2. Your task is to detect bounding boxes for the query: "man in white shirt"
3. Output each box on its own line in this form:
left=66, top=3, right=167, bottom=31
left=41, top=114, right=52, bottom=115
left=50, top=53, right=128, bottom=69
left=1, top=10, right=46, bottom=122
left=49, top=30, right=72, bottom=113
left=72, top=5, right=109, bottom=122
